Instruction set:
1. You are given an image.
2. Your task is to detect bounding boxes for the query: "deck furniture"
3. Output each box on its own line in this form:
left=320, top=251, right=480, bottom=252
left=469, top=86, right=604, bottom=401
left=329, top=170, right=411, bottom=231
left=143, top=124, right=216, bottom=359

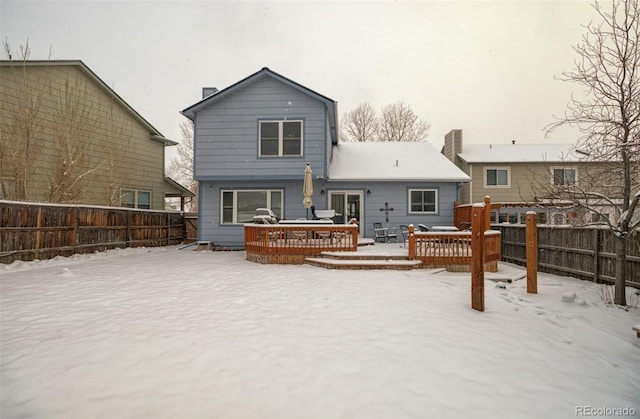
left=373, top=222, right=397, bottom=243
left=399, top=224, right=409, bottom=247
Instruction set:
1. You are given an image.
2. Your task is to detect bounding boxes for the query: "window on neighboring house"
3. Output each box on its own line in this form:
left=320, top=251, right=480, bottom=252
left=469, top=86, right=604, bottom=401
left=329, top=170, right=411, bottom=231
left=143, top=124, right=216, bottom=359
left=591, top=212, right=610, bottom=223
left=552, top=167, right=577, bottom=186
left=221, top=189, right=283, bottom=224
left=0, top=178, right=15, bottom=199
left=409, top=189, right=438, bottom=214
left=259, top=120, right=303, bottom=157
left=485, top=167, right=510, bottom=187
left=120, top=189, right=152, bottom=209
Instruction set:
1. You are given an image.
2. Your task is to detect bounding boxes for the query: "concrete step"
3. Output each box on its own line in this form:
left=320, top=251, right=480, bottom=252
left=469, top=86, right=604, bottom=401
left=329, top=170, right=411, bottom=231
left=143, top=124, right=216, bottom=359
left=305, top=257, right=423, bottom=270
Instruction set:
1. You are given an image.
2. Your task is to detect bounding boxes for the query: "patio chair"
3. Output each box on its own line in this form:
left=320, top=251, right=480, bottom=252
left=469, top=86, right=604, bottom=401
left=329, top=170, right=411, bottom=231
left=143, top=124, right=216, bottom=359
left=399, top=224, right=409, bottom=247
left=373, top=222, right=398, bottom=243
left=418, top=224, right=430, bottom=232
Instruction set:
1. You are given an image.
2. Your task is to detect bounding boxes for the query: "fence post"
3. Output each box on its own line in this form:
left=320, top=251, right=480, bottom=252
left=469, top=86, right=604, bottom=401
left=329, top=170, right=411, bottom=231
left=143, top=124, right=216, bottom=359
left=167, top=213, right=171, bottom=245
left=484, top=196, right=491, bottom=231
left=471, top=204, right=485, bottom=312
left=126, top=211, right=131, bottom=248
left=408, top=224, right=416, bottom=260
left=593, top=228, right=600, bottom=283
left=34, top=206, right=43, bottom=260
left=72, top=207, right=79, bottom=252
left=525, top=211, right=538, bottom=294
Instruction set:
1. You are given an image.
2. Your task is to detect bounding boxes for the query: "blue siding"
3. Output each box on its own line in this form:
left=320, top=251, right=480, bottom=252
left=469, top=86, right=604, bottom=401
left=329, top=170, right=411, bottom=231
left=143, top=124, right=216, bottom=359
left=323, top=181, right=458, bottom=239
left=199, top=179, right=460, bottom=247
left=191, top=71, right=461, bottom=247
left=193, top=77, right=327, bottom=180
left=199, top=179, right=327, bottom=247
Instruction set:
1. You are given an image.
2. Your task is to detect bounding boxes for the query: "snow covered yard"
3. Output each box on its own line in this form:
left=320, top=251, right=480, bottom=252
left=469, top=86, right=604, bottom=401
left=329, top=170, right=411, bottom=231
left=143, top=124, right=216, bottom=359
left=1, top=246, right=639, bottom=419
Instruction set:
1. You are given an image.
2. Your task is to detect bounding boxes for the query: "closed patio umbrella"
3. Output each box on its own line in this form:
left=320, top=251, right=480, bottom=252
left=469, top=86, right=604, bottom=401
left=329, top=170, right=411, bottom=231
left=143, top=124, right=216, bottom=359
left=303, top=163, right=313, bottom=219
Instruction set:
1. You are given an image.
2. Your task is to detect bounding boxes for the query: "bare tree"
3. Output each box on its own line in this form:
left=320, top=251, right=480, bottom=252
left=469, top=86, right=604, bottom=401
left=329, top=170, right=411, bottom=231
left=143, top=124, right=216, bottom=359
left=546, top=0, right=640, bottom=305
left=168, top=120, right=197, bottom=210
left=1, top=40, right=133, bottom=205
left=340, top=101, right=431, bottom=142
left=0, top=39, right=43, bottom=200
left=377, top=101, right=431, bottom=142
left=47, top=77, right=103, bottom=202
left=340, top=102, right=378, bottom=142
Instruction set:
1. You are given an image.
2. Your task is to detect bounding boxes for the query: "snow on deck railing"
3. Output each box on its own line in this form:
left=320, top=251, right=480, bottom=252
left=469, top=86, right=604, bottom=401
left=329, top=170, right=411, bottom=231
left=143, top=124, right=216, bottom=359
left=244, top=224, right=359, bottom=264
left=408, top=228, right=501, bottom=272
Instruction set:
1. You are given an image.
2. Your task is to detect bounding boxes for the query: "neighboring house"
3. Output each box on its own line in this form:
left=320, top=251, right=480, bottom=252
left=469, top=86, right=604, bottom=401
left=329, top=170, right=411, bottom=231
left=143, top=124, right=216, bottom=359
left=0, top=60, right=193, bottom=209
left=442, top=129, right=626, bottom=224
left=182, top=67, right=469, bottom=247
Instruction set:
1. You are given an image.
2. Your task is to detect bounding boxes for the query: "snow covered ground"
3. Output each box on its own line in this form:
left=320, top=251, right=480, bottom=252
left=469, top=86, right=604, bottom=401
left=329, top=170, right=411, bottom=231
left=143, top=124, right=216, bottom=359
left=1, top=245, right=639, bottom=418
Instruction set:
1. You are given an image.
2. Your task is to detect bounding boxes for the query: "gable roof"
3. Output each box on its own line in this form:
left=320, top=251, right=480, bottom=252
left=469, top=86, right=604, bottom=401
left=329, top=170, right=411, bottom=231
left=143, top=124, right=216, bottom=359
left=457, top=143, right=590, bottom=163
left=164, top=177, right=196, bottom=198
left=181, top=67, right=339, bottom=144
left=0, top=60, right=176, bottom=144
left=329, top=142, right=470, bottom=182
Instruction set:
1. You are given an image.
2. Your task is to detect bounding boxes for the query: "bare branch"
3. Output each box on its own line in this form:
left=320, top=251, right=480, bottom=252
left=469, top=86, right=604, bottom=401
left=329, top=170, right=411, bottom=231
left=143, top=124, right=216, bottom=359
left=340, top=102, right=378, bottom=142
left=377, top=101, right=430, bottom=142
left=544, top=0, right=640, bottom=305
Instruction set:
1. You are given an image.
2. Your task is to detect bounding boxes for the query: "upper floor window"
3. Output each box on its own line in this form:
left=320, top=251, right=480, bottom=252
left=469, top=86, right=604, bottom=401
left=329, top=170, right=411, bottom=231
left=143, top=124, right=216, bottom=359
left=552, top=167, right=577, bottom=186
left=484, top=167, right=510, bottom=187
left=221, top=189, right=283, bottom=224
left=408, top=189, right=438, bottom=214
left=259, top=120, right=303, bottom=157
left=121, top=189, right=151, bottom=209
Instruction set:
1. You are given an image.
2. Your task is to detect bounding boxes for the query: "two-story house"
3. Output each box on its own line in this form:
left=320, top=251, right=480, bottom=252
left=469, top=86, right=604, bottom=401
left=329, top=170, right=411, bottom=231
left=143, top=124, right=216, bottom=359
left=442, top=129, right=627, bottom=224
left=182, top=68, right=469, bottom=247
left=0, top=60, right=193, bottom=210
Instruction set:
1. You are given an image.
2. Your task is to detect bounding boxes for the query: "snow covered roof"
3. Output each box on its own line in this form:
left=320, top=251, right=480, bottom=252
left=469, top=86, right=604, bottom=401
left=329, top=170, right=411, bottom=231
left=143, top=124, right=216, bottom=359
left=329, top=142, right=470, bottom=182
left=458, top=143, right=589, bottom=163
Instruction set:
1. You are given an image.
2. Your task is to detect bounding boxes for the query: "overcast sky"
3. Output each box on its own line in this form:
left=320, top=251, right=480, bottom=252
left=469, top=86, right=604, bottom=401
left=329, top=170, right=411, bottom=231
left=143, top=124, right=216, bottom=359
left=1, top=0, right=596, bottom=162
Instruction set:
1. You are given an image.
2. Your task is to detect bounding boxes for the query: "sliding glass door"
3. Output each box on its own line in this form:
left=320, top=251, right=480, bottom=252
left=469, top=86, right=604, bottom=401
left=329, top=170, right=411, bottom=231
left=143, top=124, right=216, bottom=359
left=329, top=191, right=363, bottom=237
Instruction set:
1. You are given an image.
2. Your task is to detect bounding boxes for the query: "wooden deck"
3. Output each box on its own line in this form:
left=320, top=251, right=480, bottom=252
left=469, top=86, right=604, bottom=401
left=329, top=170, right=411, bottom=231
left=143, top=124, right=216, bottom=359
left=244, top=224, right=359, bottom=264
left=244, top=224, right=501, bottom=272
left=410, top=230, right=501, bottom=272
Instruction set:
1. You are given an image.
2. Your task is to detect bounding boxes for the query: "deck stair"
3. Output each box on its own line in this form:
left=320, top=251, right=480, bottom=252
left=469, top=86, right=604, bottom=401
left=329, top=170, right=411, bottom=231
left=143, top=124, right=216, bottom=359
left=305, top=251, right=423, bottom=270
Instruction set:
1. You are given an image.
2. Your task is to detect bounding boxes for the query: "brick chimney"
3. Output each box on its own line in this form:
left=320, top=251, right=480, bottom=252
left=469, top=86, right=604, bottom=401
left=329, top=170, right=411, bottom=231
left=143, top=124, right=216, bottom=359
left=443, top=129, right=463, bottom=163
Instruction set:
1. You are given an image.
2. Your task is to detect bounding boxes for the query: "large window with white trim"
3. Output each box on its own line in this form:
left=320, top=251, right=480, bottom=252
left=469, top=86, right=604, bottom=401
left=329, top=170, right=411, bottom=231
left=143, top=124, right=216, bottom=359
left=259, top=120, right=303, bottom=157
left=409, top=189, right=438, bottom=214
left=484, top=167, right=510, bottom=187
left=221, top=189, right=283, bottom=224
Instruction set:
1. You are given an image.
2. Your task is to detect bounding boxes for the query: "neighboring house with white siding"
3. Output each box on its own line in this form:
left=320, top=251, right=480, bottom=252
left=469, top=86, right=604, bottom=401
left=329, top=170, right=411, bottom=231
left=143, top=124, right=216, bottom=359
left=0, top=60, right=193, bottom=209
left=182, top=67, right=469, bottom=247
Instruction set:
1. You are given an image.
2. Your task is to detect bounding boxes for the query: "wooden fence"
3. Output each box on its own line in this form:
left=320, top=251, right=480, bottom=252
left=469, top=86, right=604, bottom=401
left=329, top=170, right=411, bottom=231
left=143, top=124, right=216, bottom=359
left=184, top=212, right=198, bottom=243
left=495, top=224, right=640, bottom=287
left=0, top=200, right=186, bottom=263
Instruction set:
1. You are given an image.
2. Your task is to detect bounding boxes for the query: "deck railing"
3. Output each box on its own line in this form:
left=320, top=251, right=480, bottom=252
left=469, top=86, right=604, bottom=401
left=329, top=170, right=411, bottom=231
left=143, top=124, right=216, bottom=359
left=244, top=223, right=500, bottom=271
left=244, top=224, right=359, bottom=264
left=408, top=228, right=501, bottom=272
